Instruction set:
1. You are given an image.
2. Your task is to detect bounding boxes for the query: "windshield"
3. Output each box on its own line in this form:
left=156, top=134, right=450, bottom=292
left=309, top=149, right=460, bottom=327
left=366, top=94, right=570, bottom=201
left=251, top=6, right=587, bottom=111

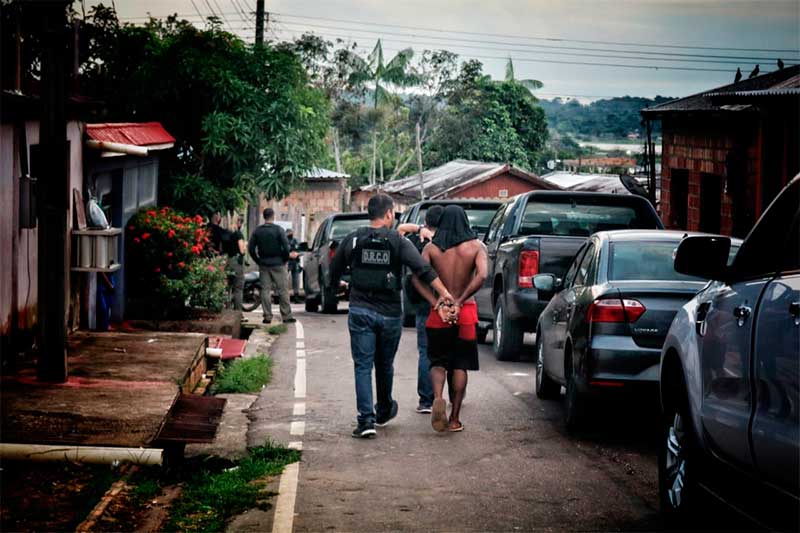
left=519, top=200, right=659, bottom=237
left=417, top=206, right=499, bottom=232
left=609, top=241, right=741, bottom=282
left=329, top=218, right=369, bottom=240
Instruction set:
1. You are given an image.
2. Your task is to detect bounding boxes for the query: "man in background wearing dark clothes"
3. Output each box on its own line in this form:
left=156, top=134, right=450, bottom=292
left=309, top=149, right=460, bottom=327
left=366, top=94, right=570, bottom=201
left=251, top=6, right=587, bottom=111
left=226, top=216, right=247, bottom=310
left=330, top=194, right=454, bottom=438
left=286, top=229, right=301, bottom=303
left=248, top=208, right=297, bottom=324
left=404, top=205, right=444, bottom=414
left=207, top=212, right=225, bottom=254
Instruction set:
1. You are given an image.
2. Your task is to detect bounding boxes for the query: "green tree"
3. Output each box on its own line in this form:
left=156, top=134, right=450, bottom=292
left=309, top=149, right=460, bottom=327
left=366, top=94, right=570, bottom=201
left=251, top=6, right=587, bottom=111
left=76, top=7, right=329, bottom=211
left=349, top=39, right=420, bottom=108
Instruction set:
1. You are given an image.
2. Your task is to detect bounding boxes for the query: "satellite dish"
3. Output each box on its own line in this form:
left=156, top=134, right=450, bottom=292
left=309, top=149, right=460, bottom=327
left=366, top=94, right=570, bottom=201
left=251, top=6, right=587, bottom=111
left=547, top=160, right=556, bottom=170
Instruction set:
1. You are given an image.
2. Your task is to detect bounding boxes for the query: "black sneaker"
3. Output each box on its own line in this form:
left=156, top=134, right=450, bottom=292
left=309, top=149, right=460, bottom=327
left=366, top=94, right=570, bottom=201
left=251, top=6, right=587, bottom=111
left=375, top=400, right=399, bottom=427
left=352, top=422, right=377, bottom=438
left=284, top=317, right=297, bottom=323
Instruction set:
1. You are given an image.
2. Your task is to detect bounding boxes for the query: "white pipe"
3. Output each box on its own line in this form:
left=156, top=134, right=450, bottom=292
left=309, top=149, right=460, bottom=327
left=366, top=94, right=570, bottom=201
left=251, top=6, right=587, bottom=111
left=86, top=139, right=149, bottom=157
left=0, top=443, right=163, bottom=465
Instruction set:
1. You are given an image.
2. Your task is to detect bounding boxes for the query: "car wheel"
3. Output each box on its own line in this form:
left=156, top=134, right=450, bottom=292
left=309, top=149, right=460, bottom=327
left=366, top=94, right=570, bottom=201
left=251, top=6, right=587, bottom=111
left=476, top=326, right=489, bottom=344
left=564, top=363, right=585, bottom=431
left=659, top=400, right=700, bottom=526
left=493, top=295, right=523, bottom=361
left=320, top=276, right=338, bottom=314
left=304, top=297, right=319, bottom=313
left=241, top=285, right=261, bottom=312
left=535, top=331, right=560, bottom=399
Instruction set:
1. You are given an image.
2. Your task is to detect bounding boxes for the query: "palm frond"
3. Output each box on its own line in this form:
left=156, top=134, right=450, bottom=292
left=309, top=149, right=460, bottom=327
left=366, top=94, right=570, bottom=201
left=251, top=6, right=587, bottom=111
left=505, top=57, right=514, bottom=81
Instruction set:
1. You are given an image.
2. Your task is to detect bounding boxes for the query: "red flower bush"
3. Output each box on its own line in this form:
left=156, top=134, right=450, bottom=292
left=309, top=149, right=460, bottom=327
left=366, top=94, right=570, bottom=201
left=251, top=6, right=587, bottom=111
left=126, top=206, right=226, bottom=316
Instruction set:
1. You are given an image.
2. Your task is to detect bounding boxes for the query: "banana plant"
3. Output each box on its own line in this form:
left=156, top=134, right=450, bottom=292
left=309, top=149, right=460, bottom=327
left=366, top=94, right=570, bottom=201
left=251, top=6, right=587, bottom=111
left=504, top=57, right=543, bottom=92
left=349, top=39, right=420, bottom=108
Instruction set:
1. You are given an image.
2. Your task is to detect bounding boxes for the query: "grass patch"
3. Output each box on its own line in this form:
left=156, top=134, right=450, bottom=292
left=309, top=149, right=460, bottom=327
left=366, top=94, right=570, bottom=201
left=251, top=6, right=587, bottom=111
left=167, top=444, right=300, bottom=532
left=211, top=354, right=272, bottom=394
left=266, top=323, right=288, bottom=335
left=131, top=477, right=161, bottom=504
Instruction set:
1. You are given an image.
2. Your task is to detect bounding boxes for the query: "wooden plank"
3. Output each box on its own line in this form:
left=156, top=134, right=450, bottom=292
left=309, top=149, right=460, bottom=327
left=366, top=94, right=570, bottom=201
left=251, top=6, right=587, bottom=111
left=73, top=188, right=87, bottom=230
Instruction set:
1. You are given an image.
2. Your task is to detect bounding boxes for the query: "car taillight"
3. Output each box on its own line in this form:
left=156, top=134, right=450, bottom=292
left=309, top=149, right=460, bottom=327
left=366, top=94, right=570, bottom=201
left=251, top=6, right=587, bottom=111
left=518, top=250, right=540, bottom=288
left=588, top=298, right=646, bottom=323
left=328, top=242, right=338, bottom=261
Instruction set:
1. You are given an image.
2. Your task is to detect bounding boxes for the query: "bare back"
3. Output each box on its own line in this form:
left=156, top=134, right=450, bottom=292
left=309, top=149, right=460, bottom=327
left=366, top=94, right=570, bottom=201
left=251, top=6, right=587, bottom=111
left=423, top=239, right=488, bottom=302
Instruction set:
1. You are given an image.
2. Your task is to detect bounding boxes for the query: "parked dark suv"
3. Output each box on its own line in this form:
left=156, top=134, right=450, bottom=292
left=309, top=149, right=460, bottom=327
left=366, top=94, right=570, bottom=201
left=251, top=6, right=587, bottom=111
left=301, top=212, right=370, bottom=313
left=658, top=175, right=799, bottom=528
left=476, top=191, right=663, bottom=360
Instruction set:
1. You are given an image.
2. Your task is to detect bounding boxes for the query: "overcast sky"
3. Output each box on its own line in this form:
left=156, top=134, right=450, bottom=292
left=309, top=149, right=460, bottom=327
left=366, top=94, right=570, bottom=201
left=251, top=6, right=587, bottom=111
left=92, top=0, right=799, bottom=102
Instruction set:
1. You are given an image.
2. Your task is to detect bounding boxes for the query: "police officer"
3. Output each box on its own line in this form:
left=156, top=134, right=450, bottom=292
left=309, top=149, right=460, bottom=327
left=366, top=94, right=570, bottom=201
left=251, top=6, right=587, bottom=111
left=330, top=194, right=454, bottom=438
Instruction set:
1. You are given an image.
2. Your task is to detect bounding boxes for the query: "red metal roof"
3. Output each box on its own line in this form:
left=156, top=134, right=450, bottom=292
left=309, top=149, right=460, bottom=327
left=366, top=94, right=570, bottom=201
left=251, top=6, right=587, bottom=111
left=86, top=122, right=175, bottom=146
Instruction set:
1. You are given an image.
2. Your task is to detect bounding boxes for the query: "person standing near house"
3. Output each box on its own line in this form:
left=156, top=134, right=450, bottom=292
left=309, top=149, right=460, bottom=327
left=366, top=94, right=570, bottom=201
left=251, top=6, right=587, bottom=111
left=225, top=215, right=247, bottom=310
left=286, top=229, right=301, bottom=303
left=248, top=208, right=297, bottom=324
left=404, top=205, right=444, bottom=414
left=330, top=194, right=455, bottom=439
left=207, top=212, right=225, bottom=254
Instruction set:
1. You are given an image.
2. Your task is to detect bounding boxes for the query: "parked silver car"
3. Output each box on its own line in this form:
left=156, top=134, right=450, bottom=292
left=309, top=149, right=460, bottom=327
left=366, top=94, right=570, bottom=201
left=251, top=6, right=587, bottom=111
left=658, top=175, right=799, bottom=528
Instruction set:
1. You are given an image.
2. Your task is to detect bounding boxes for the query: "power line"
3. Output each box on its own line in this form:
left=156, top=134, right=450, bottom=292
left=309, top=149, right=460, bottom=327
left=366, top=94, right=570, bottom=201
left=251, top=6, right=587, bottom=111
left=117, top=10, right=799, bottom=56
left=269, top=20, right=794, bottom=67
left=188, top=0, right=205, bottom=20
left=271, top=11, right=800, bottom=55
left=211, top=0, right=234, bottom=30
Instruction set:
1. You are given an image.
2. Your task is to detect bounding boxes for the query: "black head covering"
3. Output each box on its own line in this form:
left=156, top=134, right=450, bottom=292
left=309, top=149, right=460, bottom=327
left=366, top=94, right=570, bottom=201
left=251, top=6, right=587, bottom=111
left=432, top=205, right=476, bottom=251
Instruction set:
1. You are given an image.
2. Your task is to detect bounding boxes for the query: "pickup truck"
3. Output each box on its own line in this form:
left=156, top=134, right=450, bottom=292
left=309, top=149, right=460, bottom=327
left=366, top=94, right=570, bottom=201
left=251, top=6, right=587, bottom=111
left=301, top=212, right=370, bottom=313
left=658, top=175, right=799, bottom=528
left=475, top=191, right=663, bottom=360
left=400, top=199, right=503, bottom=326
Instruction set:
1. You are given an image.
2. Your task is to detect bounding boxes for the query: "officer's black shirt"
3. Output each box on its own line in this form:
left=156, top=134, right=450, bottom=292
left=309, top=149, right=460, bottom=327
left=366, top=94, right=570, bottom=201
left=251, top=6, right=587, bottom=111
left=330, top=226, right=438, bottom=317
left=248, top=223, right=290, bottom=267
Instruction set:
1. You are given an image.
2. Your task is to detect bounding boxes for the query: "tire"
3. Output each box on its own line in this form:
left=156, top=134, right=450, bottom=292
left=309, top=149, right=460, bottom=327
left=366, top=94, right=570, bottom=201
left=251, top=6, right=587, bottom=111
left=241, top=285, right=261, bottom=312
left=535, top=331, right=560, bottom=399
left=564, top=360, right=585, bottom=431
left=493, top=295, right=524, bottom=361
left=320, top=277, right=338, bottom=314
left=305, top=297, right=319, bottom=313
left=658, top=394, right=701, bottom=527
left=476, top=326, right=489, bottom=344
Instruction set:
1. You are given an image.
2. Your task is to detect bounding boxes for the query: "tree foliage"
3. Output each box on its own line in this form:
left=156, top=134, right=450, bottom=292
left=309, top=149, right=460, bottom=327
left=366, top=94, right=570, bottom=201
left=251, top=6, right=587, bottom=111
left=76, top=7, right=329, bottom=211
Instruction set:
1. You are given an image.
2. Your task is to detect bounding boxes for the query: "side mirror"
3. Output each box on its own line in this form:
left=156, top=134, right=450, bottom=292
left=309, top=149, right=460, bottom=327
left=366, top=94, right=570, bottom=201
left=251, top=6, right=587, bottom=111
left=297, top=242, right=309, bottom=252
left=674, top=236, right=731, bottom=281
left=533, top=273, right=562, bottom=292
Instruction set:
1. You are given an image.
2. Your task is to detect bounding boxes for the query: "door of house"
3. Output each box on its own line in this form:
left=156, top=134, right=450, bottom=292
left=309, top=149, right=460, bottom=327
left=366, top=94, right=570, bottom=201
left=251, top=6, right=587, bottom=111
left=700, top=173, right=722, bottom=234
left=669, top=169, right=689, bottom=229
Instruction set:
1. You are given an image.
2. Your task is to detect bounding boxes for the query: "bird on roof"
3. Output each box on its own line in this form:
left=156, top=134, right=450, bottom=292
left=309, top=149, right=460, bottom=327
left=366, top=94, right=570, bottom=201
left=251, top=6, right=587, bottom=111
left=734, top=68, right=742, bottom=83
left=777, top=58, right=785, bottom=70
left=749, top=64, right=760, bottom=78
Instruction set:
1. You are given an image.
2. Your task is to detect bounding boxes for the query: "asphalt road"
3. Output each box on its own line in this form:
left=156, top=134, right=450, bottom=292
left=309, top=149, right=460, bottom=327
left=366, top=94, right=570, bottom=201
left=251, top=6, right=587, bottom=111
left=247, top=303, right=672, bottom=532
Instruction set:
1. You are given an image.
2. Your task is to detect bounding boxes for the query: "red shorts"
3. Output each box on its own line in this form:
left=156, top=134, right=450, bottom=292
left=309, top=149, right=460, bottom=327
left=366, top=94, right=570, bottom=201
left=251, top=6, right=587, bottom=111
left=426, top=300, right=478, bottom=341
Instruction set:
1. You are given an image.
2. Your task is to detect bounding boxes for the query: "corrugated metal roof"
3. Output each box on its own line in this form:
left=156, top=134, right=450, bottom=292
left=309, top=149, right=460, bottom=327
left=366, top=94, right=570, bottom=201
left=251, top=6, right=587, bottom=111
left=542, top=171, right=632, bottom=195
left=363, top=159, right=556, bottom=198
left=642, top=65, right=800, bottom=115
left=302, top=167, right=350, bottom=179
left=86, top=122, right=175, bottom=146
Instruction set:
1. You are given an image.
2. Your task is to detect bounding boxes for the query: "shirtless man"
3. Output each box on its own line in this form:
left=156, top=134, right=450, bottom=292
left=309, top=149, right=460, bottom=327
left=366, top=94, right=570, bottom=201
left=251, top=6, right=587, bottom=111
left=412, top=205, right=488, bottom=432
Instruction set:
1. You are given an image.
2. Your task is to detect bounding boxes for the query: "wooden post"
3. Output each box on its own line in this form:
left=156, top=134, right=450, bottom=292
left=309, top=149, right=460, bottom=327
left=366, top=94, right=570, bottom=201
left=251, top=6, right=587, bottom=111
left=255, top=0, right=265, bottom=46
left=416, top=121, right=424, bottom=200
left=37, top=1, right=70, bottom=382
left=379, top=158, right=384, bottom=182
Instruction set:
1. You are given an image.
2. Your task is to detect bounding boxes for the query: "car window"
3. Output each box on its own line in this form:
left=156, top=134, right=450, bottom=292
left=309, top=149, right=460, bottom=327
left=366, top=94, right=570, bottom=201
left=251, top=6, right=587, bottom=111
left=574, top=243, right=596, bottom=286
left=519, top=199, right=660, bottom=237
left=563, top=244, right=588, bottom=289
left=312, top=222, right=325, bottom=249
left=610, top=241, right=706, bottom=282
left=732, top=179, right=800, bottom=279
left=329, top=218, right=370, bottom=241
left=486, top=203, right=513, bottom=242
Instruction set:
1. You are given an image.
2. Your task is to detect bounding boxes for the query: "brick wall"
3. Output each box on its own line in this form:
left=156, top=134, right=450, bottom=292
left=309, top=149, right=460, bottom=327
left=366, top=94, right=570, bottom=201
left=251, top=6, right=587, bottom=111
left=259, top=179, right=345, bottom=243
left=660, top=117, right=760, bottom=236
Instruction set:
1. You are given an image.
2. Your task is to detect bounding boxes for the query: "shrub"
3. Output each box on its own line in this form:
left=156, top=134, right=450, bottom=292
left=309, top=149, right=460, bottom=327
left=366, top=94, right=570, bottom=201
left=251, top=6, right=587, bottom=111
left=211, top=355, right=273, bottom=394
left=126, top=206, right=227, bottom=316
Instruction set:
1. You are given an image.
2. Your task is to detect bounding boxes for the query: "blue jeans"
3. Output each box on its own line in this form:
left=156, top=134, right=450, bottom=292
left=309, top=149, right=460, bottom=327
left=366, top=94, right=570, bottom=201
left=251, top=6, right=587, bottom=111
left=348, top=306, right=403, bottom=424
left=416, top=304, right=433, bottom=408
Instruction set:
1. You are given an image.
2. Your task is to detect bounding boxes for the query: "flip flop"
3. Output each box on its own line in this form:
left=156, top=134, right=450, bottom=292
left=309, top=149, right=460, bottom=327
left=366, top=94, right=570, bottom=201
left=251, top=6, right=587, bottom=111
left=431, top=398, right=448, bottom=432
left=448, top=423, right=464, bottom=432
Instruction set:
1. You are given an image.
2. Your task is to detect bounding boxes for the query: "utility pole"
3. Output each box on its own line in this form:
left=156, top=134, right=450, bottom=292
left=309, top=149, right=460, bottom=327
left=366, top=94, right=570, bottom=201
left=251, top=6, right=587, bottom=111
left=416, top=121, right=424, bottom=200
left=332, top=128, right=343, bottom=174
left=255, top=0, right=265, bottom=46
left=370, top=133, right=377, bottom=186
left=38, top=0, right=70, bottom=382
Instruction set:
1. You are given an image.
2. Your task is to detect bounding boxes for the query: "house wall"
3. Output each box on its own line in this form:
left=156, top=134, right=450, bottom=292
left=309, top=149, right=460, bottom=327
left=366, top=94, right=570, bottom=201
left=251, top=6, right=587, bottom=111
left=260, top=179, right=346, bottom=245
left=659, top=116, right=759, bottom=237
left=0, top=120, right=83, bottom=349
left=451, top=173, right=546, bottom=199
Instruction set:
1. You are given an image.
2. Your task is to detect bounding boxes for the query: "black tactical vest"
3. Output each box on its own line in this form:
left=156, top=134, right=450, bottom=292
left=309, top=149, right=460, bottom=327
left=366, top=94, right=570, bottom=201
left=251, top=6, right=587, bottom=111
left=350, top=229, right=402, bottom=293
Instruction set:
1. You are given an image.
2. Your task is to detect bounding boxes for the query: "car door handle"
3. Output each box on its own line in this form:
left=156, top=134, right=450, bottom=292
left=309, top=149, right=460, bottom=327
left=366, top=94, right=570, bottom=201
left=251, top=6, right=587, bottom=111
left=790, top=301, right=800, bottom=325
left=733, top=305, right=752, bottom=327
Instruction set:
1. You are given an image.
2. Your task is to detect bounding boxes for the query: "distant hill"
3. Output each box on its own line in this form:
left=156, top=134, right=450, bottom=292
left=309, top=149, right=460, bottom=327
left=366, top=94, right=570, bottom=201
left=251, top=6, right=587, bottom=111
left=539, top=96, right=675, bottom=140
